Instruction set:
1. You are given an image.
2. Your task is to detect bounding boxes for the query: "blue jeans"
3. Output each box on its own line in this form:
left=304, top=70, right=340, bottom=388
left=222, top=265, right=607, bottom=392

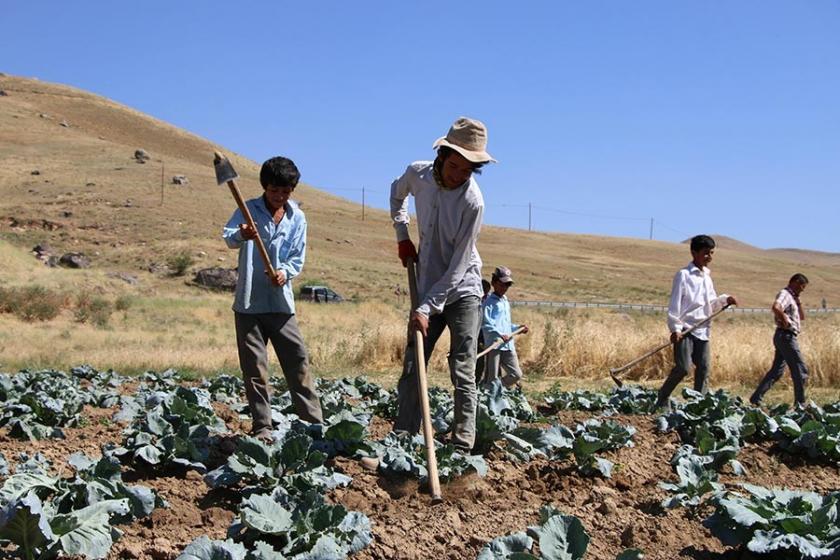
left=750, top=329, right=808, bottom=405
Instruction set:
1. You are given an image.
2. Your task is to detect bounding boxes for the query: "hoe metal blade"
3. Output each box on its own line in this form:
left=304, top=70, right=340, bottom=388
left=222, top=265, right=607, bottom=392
left=213, top=151, right=239, bottom=185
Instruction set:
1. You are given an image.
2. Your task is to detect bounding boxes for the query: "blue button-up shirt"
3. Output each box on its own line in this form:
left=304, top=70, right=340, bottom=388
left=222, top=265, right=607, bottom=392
left=482, top=293, right=519, bottom=352
left=223, top=196, right=306, bottom=315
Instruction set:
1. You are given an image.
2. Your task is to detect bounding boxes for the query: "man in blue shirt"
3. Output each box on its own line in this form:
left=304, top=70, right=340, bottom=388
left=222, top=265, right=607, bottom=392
left=481, top=266, right=529, bottom=388
left=222, top=156, right=323, bottom=439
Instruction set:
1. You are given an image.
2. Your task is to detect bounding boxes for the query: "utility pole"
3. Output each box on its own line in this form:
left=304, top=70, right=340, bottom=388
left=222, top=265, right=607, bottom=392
left=160, top=160, right=165, bottom=206
left=528, top=202, right=532, bottom=232
left=362, top=186, right=366, bottom=221
left=649, top=218, right=654, bottom=240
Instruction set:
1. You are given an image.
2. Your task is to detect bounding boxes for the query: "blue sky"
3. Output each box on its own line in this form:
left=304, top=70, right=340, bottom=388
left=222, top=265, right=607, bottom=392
left=3, top=1, right=839, bottom=251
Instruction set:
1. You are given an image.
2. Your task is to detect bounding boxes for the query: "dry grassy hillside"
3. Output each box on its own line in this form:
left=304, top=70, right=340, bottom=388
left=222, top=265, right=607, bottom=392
left=1, top=73, right=839, bottom=307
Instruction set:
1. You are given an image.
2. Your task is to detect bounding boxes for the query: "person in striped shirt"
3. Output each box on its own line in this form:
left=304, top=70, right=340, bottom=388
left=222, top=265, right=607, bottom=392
left=749, top=273, right=810, bottom=407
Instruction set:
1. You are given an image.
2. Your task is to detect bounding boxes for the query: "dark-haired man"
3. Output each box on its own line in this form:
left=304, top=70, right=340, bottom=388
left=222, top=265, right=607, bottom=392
left=749, top=273, right=810, bottom=407
left=390, top=117, right=495, bottom=452
left=223, top=156, right=323, bottom=440
left=655, top=234, right=739, bottom=410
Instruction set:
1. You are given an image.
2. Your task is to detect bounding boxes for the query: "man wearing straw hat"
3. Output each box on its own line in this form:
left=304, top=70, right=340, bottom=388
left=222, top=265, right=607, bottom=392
left=389, top=117, right=495, bottom=452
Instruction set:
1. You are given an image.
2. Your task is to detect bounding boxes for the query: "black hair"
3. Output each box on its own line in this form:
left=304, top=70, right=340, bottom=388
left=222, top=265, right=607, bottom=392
left=481, top=278, right=491, bottom=294
left=436, top=146, right=485, bottom=173
left=690, top=234, right=716, bottom=253
left=790, top=273, right=809, bottom=285
left=260, top=156, right=300, bottom=189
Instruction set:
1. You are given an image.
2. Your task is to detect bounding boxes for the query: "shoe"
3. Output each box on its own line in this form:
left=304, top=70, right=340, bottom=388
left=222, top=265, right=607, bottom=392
left=251, top=428, right=274, bottom=443
left=654, top=401, right=671, bottom=414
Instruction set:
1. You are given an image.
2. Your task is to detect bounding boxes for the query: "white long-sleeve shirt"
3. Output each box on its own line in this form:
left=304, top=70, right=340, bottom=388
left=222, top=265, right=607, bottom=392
left=667, top=262, right=729, bottom=341
left=390, top=161, right=483, bottom=316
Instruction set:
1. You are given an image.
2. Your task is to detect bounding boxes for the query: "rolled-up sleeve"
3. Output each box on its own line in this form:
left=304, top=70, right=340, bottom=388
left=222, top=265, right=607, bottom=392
left=390, top=166, right=414, bottom=243
left=417, top=203, right=483, bottom=316
left=667, top=270, right=686, bottom=333
left=223, top=209, right=245, bottom=248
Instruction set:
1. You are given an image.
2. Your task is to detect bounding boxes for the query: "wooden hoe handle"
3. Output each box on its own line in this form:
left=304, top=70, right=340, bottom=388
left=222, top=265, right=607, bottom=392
left=476, top=326, right=527, bottom=359
left=407, top=261, right=443, bottom=503
left=214, top=151, right=277, bottom=280
left=609, top=304, right=732, bottom=387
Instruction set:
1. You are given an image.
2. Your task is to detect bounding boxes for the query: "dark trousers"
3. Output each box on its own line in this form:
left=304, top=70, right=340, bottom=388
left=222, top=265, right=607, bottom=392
left=750, top=329, right=808, bottom=406
left=475, top=331, right=486, bottom=384
left=394, top=296, right=480, bottom=451
left=656, top=334, right=711, bottom=407
left=234, top=312, right=324, bottom=432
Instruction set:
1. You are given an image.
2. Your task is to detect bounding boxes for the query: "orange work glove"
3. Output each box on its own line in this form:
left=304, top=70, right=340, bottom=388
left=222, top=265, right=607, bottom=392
left=398, top=239, right=417, bottom=267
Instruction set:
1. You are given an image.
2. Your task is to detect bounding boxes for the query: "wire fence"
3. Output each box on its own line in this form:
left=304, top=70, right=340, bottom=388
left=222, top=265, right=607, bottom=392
left=511, top=300, right=840, bottom=314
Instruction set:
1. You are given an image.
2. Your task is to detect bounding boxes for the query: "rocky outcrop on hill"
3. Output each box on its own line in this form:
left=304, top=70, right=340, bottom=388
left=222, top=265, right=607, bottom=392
left=59, top=252, right=91, bottom=269
left=134, top=149, right=150, bottom=163
left=193, top=267, right=238, bottom=291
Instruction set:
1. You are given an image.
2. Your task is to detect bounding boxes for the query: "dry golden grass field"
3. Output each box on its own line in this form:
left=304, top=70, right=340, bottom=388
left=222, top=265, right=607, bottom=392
left=1, top=74, right=839, bottom=402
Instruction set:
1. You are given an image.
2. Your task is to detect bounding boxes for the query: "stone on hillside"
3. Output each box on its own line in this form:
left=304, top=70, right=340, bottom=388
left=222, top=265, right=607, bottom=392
left=147, top=262, right=171, bottom=275
left=134, top=149, right=150, bottom=163
left=106, top=272, right=139, bottom=285
left=59, top=252, right=91, bottom=269
left=193, top=267, right=238, bottom=292
left=59, top=120, right=70, bottom=127
left=0, top=90, right=8, bottom=97
left=32, top=243, right=52, bottom=258
left=172, top=175, right=189, bottom=185
left=32, top=243, right=54, bottom=264
left=31, top=170, right=40, bottom=175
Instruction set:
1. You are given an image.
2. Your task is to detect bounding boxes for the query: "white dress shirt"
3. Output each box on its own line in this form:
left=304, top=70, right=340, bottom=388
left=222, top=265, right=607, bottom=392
left=390, top=161, right=484, bottom=316
left=667, top=262, right=729, bottom=341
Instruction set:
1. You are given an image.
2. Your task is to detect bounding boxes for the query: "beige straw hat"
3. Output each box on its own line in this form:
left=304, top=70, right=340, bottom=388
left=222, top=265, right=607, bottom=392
left=432, top=117, right=497, bottom=163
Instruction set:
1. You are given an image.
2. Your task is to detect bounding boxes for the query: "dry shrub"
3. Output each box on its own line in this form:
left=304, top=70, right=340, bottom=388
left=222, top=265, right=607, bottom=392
left=0, top=285, right=65, bottom=321
left=167, top=251, right=194, bottom=277
left=74, top=293, right=113, bottom=327
left=115, top=295, right=134, bottom=311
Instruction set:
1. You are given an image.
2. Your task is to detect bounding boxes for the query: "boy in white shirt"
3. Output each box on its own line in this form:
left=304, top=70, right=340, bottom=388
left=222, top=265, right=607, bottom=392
left=655, top=235, right=738, bottom=410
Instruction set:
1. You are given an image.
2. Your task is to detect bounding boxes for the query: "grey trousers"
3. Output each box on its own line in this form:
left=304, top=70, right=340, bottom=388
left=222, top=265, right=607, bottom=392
left=750, top=329, right=809, bottom=406
left=656, top=334, right=711, bottom=407
left=234, top=312, right=324, bottom=431
left=482, top=348, right=523, bottom=388
left=394, top=296, right=480, bottom=451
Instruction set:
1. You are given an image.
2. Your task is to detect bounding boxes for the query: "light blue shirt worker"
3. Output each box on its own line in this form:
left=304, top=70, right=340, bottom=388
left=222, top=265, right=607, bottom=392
left=482, top=293, right=519, bottom=352
left=222, top=196, right=306, bottom=315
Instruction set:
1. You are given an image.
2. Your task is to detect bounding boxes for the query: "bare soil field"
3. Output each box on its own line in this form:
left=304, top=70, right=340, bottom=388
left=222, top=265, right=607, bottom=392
left=2, top=375, right=838, bottom=560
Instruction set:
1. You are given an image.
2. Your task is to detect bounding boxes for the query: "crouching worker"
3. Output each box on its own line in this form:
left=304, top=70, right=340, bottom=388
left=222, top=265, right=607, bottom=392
left=390, top=117, right=495, bottom=453
left=749, top=273, right=810, bottom=407
left=481, top=266, right=529, bottom=389
left=222, top=156, right=324, bottom=439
